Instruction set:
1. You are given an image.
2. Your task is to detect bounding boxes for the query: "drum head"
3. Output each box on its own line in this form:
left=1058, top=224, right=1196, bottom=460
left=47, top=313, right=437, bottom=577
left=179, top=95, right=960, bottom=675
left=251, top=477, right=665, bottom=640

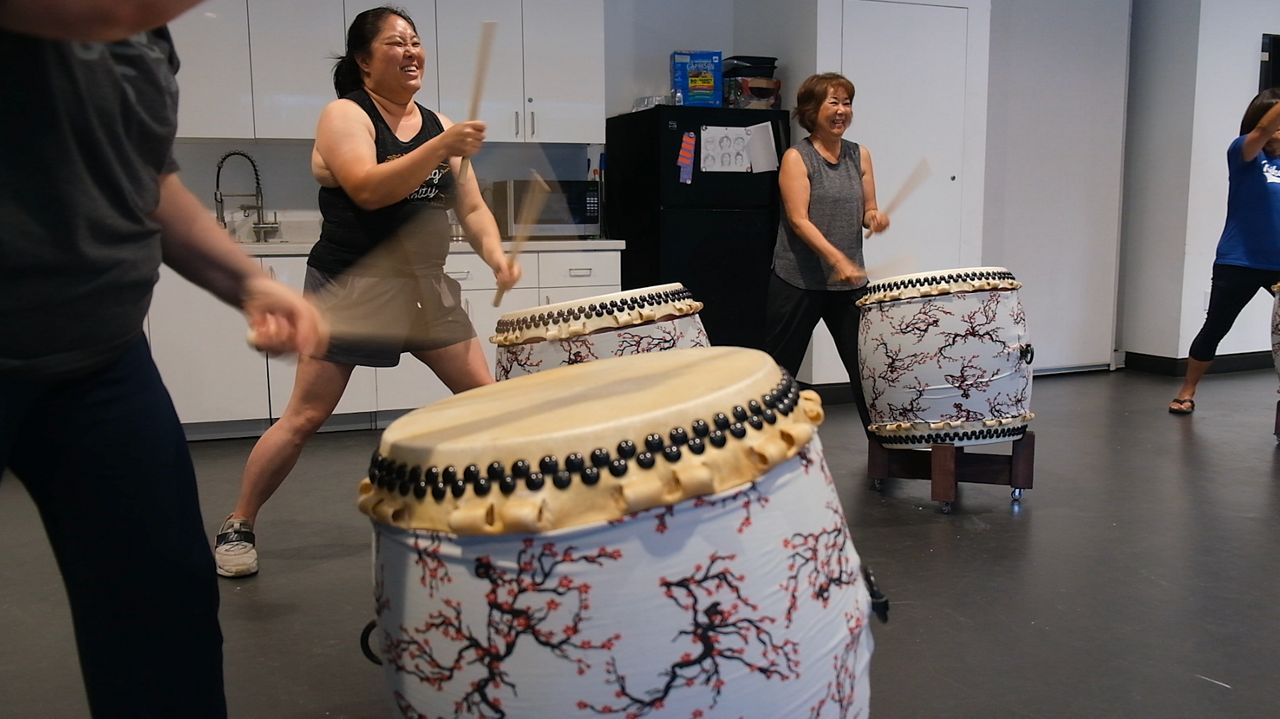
left=361, top=347, right=824, bottom=535
left=492, top=283, right=702, bottom=346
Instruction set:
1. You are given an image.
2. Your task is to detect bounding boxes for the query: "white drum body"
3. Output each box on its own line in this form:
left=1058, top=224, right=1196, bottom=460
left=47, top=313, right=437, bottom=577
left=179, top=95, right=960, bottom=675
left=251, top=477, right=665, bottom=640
left=373, top=435, right=872, bottom=718
left=494, top=284, right=707, bottom=381
left=857, top=267, right=1033, bottom=447
left=1272, top=286, right=1280, bottom=387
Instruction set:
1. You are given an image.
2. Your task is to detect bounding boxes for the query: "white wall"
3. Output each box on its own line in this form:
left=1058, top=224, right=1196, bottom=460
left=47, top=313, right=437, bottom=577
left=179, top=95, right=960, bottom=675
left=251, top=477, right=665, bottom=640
left=603, top=0, right=737, bottom=118
left=1119, top=0, right=1200, bottom=358
left=983, top=0, right=1131, bottom=371
left=1180, top=0, right=1280, bottom=355
left=1120, top=0, right=1280, bottom=360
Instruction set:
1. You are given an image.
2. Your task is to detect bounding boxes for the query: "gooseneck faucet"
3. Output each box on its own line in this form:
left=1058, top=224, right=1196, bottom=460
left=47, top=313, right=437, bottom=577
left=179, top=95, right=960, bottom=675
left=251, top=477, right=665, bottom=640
left=215, top=150, right=279, bottom=242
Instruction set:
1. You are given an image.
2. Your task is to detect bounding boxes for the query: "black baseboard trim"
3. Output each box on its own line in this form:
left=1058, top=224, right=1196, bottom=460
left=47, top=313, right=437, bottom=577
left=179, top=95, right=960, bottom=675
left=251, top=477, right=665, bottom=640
left=1123, top=350, right=1273, bottom=376
left=799, top=382, right=855, bottom=405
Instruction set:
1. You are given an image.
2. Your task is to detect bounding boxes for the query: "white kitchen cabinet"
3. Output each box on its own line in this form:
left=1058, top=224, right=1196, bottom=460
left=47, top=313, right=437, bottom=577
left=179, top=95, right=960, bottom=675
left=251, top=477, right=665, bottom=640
left=148, top=265, right=270, bottom=424
left=538, top=250, right=619, bottom=289
left=465, top=287, right=541, bottom=371
left=344, top=0, right=442, bottom=112
left=261, top=257, right=378, bottom=417
left=539, top=284, right=615, bottom=306
left=436, top=0, right=604, bottom=144
left=520, top=0, right=605, bottom=143
left=248, top=0, right=346, bottom=139
left=169, top=0, right=255, bottom=139
left=374, top=357, right=451, bottom=413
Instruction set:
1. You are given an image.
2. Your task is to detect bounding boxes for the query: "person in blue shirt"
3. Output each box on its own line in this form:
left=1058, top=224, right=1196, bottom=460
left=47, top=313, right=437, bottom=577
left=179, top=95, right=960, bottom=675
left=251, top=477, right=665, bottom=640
left=1170, top=89, right=1280, bottom=414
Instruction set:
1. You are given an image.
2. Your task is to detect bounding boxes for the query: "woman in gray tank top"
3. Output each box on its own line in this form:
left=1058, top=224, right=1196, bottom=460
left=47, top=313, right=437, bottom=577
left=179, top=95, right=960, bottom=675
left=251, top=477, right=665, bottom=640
left=764, top=72, right=890, bottom=435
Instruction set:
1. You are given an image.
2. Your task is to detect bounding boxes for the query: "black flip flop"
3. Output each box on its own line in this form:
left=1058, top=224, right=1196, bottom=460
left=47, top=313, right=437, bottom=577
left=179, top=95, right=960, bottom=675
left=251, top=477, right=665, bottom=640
left=1168, top=398, right=1195, bottom=414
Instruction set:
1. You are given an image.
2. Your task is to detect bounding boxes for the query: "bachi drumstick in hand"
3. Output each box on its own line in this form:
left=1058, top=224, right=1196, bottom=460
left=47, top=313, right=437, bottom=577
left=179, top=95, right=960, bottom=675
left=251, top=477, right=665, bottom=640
left=457, top=21, right=496, bottom=185
left=493, top=170, right=550, bottom=307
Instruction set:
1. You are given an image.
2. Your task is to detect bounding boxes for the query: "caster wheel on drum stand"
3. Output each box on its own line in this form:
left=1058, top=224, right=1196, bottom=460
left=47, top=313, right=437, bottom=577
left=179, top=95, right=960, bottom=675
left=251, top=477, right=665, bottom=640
left=939, top=501, right=954, bottom=515
left=1011, top=488, right=1025, bottom=502
left=871, top=478, right=884, bottom=493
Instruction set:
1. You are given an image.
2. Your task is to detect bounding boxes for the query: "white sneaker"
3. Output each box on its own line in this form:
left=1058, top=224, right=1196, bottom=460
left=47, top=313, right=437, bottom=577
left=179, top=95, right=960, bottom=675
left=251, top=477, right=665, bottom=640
left=214, top=515, right=259, bottom=577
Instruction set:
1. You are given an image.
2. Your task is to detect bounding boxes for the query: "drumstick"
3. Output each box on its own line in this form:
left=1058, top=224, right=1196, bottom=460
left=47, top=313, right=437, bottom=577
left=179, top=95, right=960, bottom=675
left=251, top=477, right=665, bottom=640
left=457, top=21, right=496, bottom=185
left=493, top=170, right=550, bottom=307
left=864, top=158, right=931, bottom=238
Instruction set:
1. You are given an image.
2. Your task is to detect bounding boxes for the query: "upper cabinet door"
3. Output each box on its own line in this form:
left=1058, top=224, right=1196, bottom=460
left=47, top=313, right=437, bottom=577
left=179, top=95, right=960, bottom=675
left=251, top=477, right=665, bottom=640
left=344, top=1, right=441, bottom=111
left=436, top=0, right=525, bottom=142
left=522, top=0, right=604, bottom=144
left=170, top=0, right=254, bottom=138
left=249, top=0, right=345, bottom=139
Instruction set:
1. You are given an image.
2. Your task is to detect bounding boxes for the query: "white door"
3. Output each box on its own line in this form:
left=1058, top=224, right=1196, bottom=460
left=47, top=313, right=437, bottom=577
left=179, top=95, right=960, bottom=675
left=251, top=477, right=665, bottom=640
left=842, top=0, right=968, bottom=279
left=344, top=1, right=441, bottom=111
left=436, top=0, right=525, bottom=142
left=249, top=0, right=346, bottom=139
left=522, top=0, right=605, bottom=143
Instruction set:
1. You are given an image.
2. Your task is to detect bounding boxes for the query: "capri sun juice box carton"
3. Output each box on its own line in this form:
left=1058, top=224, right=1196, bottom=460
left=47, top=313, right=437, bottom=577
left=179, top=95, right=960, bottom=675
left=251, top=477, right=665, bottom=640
left=671, top=51, right=723, bottom=107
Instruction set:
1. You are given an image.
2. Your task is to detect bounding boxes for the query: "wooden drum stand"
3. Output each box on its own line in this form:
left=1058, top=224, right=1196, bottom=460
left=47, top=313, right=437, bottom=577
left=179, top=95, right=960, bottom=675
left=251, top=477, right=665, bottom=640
left=867, top=430, right=1035, bottom=514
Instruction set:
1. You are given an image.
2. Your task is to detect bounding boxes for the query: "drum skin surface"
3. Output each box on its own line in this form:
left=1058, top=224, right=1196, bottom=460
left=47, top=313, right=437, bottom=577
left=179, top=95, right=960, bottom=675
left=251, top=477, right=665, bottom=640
left=361, top=347, right=873, bottom=718
left=493, top=284, right=707, bottom=381
left=857, top=267, right=1034, bottom=447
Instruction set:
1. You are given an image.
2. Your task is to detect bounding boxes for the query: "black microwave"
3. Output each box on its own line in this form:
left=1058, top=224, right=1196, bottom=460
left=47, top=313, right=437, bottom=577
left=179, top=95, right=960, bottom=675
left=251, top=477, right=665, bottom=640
left=492, top=179, right=601, bottom=238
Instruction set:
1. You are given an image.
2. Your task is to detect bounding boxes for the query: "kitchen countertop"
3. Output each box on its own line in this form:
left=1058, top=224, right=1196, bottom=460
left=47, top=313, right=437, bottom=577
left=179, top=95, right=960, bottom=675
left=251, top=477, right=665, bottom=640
left=240, top=238, right=625, bottom=256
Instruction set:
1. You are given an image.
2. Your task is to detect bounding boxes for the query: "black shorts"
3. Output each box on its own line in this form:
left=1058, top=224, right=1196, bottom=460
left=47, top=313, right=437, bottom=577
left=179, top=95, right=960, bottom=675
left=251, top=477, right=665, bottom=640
left=303, top=266, right=477, bottom=367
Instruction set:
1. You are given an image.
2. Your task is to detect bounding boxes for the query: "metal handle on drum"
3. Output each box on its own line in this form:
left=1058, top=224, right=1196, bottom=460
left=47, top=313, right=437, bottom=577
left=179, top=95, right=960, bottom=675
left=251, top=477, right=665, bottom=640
left=446, top=270, right=471, bottom=280
left=861, top=564, right=889, bottom=624
left=360, top=619, right=382, bottom=665
left=567, top=268, right=593, bottom=277
left=1019, top=343, right=1035, bottom=365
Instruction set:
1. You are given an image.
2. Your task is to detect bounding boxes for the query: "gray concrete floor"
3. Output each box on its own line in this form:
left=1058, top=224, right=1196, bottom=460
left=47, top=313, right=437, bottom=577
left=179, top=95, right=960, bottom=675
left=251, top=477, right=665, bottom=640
left=3, top=368, right=1280, bottom=718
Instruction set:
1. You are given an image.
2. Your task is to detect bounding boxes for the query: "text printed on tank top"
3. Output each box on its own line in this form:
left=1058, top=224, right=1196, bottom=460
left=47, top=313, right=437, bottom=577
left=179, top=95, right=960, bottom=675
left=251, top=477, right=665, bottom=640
left=385, top=154, right=449, bottom=200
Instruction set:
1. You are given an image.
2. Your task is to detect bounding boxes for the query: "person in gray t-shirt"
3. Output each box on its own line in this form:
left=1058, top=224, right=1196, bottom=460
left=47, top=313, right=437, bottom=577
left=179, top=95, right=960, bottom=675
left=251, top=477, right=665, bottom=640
left=764, top=72, right=890, bottom=435
left=0, top=3, right=326, bottom=716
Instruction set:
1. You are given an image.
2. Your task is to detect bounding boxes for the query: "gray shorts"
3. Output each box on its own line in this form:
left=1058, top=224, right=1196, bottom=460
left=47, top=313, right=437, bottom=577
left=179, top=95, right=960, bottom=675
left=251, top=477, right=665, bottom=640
left=303, top=266, right=477, bottom=368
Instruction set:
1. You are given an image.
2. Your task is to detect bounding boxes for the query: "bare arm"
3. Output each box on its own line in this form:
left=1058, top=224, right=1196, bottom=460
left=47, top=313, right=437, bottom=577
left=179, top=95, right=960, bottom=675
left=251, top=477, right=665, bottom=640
left=1241, top=101, right=1280, bottom=162
left=860, top=145, right=890, bottom=235
left=0, top=0, right=203, bottom=40
left=779, top=148, right=865, bottom=285
left=313, top=101, right=484, bottom=210
left=452, top=155, right=520, bottom=291
left=153, top=173, right=327, bottom=355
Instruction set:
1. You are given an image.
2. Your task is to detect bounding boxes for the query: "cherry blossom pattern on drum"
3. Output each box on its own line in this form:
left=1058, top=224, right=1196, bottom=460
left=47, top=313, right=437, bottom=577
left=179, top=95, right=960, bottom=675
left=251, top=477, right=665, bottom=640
left=380, top=539, right=623, bottom=718
left=857, top=268, right=1034, bottom=447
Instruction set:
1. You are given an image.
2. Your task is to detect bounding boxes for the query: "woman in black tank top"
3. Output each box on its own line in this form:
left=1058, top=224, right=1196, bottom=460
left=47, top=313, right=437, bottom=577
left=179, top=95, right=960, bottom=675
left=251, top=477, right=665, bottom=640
left=213, top=7, right=519, bottom=577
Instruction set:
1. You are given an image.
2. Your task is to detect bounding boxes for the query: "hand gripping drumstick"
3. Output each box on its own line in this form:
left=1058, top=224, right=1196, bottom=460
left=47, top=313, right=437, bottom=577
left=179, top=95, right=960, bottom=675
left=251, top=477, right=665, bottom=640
left=457, top=21, right=496, bottom=185
left=864, top=158, right=932, bottom=238
left=493, top=170, right=550, bottom=307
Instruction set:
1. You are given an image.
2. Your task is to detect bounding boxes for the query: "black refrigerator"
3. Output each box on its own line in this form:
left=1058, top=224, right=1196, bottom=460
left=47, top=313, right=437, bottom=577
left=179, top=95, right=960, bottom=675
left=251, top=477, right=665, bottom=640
left=605, top=106, right=790, bottom=350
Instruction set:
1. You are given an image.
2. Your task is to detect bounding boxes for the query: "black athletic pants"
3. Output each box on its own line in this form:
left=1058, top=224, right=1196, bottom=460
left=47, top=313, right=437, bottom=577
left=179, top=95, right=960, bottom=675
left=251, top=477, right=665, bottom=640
left=0, top=336, right=226, bottom=718
left=1188, top=263, right=1280, bottom=361
left=764, top=273, right=872, bottom=436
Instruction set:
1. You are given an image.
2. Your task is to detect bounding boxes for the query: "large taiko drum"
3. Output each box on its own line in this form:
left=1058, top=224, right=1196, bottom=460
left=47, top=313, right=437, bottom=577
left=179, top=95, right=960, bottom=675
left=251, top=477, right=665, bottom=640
left=856, top=267, right=1034, bottom=447
left=1272, top=283, right=1280, bottom=387
left=358, top=347, right=873, bottom=718
left=491, top=283, right=707, bottom=380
